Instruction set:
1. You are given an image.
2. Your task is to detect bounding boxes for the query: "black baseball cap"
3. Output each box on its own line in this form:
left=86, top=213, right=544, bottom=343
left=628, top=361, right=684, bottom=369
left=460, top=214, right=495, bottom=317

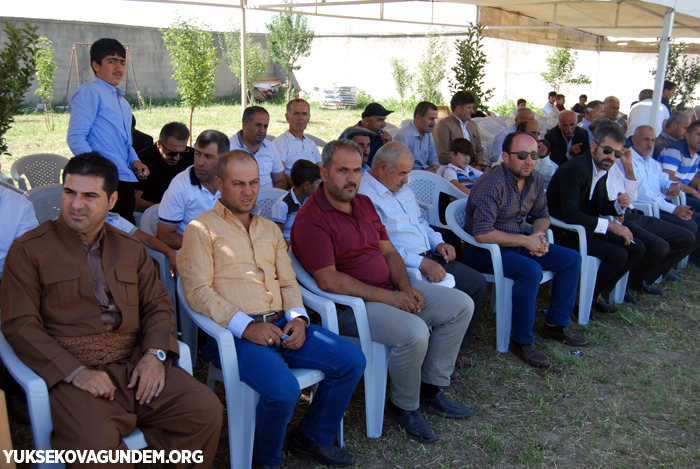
left=361, top=103, right=393, bottom=118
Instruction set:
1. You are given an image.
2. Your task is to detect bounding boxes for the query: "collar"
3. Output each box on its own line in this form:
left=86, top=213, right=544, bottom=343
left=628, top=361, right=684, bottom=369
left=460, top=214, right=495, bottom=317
left=499, top=163, right=531, bottom=188
left=212, top=199, right=261, bottom=224
left=285, top=130, right=306, bottom=142
left=407, top=121, right=424, bottom=139
left=453, top=114, right=469, bottom=126
left=236, top=131, right=267, bottom=155
left=312, top=182, right=360, bottom=213
left=55, top=213, right=107, bottom=249
left=289, top=188, right=303, bottom=206
left=659, top=131, right=679, bottom=142
left=447, top=163, right=469, bottom=173
left=94, top=77, right=124, bottom=98
left=363, top=171, right=392, bottom=197
left=188, top=166, right=202, bottom=188
left=590, top=155, right=607, bottom=178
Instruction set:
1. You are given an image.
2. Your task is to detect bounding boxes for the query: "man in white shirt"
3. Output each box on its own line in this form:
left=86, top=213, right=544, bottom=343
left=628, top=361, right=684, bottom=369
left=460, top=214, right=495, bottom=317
left=626, top=89, right=670, bottom=138
left=273, top=99, right=322, bottom=186
left=489, top=107, right=534, bottom=164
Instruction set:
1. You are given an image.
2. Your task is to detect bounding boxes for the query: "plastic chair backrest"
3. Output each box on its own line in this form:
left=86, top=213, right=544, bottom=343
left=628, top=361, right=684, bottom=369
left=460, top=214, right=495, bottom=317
left=478, top=120, right=504, bottom=136
left=406, top=170, right=467, bottom=226
left=140, top=204, right=160, bottom=236
left=256, top=188, right=288, bottom=220
left=26, top=184, right=63, bottom=223
left=304, top=133, right=327, bottom=148
left=11, top=154, right=69, bottom=190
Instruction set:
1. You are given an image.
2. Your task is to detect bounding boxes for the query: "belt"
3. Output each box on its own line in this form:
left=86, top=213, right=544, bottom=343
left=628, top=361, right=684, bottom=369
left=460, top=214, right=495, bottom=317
left=251, top=311, right=284, bottom=323
left=418, top=250, right=431, bottom=257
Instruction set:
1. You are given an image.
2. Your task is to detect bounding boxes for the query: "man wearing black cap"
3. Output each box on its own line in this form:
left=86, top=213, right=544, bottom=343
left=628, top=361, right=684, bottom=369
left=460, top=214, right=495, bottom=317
left=340, top=102, right=393, bottom=166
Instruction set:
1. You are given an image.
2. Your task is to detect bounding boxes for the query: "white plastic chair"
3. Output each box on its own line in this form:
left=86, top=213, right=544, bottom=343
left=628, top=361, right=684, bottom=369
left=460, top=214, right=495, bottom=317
left=407, top=170, right=468, bottom=227
left=256, top=187, right=288, bottom=220
left=0, top=329, right=192, bottom=469
left=304, top=133, right=327, bottom=149
left=11, top=153, right=68, bottom=191
left=139, top=204, right=177, bottom=319
left=26, top=183, right=62, bottom=223
left=288, top=250, right=389, bottom=439
left=400, top=119, right=413, bottom=128
left=496, top=116, right=515, bottom=128
left=176, top=278, right=341, bottom=469
left=478, top=120, right=503, bottom=136
left=445, top=199, right=556, bottom=353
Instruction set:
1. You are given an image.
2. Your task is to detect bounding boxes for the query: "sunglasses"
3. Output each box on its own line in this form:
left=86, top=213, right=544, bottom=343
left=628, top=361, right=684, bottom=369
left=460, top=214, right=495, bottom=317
left=507, top=151, right=540, bottom=161
left=599, top=145, right=623, bottom=158
left=160, top=143, right=188, bottom=158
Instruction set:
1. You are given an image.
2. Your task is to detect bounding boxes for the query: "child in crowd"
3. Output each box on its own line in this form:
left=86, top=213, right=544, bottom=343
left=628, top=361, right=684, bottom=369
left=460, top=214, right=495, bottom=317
left=442, top=138, right=483, bottom=195
left=271, top=159, right=321, bottom=245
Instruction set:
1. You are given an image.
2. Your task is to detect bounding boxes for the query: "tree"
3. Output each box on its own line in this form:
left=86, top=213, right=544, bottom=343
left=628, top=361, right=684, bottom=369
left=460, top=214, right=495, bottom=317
left=651, top=42, right=700, bottom=110
left=0, top=21, right=39, bottom=156
left=415, top=31, right=447, bottom=103
left=449, top=23, right=493, bottom=112
left=266, top=9, right=314, bottom=103
left=390, top=57, right=413, bottom=116
left=34, top=36, right=57, bottom=131
left=161, top=17, right=218, bottom=141
left=540, top=47, right=591, bottom=93
left=221, top=26, right=268, bottom=103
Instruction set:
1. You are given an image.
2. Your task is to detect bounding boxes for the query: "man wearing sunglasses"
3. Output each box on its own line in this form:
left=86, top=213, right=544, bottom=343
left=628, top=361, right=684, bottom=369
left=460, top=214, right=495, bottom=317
left=463, top=131, right=587, bottom=368
left=135, top=122, right=194, bottom=211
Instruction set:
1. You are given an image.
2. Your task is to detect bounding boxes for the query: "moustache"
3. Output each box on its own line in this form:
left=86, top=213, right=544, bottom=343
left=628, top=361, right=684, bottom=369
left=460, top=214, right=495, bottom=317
left=344, top=183, right=357, bottom=189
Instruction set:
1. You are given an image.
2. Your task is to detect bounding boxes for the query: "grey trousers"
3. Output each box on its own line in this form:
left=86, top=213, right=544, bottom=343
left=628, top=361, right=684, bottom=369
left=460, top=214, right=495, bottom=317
left=337, top=278, right=472, bottom=411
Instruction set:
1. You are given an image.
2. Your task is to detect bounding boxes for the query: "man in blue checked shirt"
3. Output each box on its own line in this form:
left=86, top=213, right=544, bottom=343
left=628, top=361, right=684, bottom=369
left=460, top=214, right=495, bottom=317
left=67, top=38, right=150, bottom=223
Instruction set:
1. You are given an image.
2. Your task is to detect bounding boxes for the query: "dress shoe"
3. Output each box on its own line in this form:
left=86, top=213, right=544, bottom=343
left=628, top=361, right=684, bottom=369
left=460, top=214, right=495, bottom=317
left=639, top=282, right=664, bottom=295
left=386, top=401, right=438, bottom=443
left=450, top=369, right=460, bottom=380
left=287, top=427, right=355, bottom=467
left=419, top=391, right=472, bottom=419
left=456, top=353, right=474, bottom=367
left=509, top=341, right=551, bottom=368
left=541, top=325, right=589, bottom=346
left=664, top=269, right=683, bottom=282
left=624, top=291, right=639, bottom=304
left=592, top=297, right=618, bottom=314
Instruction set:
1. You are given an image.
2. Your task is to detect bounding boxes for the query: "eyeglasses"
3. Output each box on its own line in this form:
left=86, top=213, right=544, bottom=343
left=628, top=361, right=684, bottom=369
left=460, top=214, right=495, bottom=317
left=507, top=151, right=540, bottom=161
left=599, top=145, right=623, bottom=158
left=160, top=143, right=188, bottom=158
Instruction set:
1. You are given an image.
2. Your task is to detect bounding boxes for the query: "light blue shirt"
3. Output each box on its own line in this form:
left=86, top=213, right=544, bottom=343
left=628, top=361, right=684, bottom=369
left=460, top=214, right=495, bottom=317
left=67, top=77, right=140, bottom=182
left=230, top=132, right=285, bottom=188
left=393, top=122, right=439, bottom=170
left=489, top=124, right=516, bottom=164
left=358, top=172, right=443, bottom=268
left=578, top=118, right=595, bottom=145
left=0, top=186, right=38, bottom=279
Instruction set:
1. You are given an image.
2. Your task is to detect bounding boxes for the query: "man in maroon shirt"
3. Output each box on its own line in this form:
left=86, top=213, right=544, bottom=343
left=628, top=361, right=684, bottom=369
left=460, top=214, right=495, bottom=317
left=291, top=139, right=474, bottom=444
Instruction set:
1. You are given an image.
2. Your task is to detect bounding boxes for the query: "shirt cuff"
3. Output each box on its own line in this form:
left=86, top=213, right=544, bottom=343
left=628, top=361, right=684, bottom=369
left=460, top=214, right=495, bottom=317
left=285, top=307, right=310, bottom=326
left=404, top=252, right=425, bottom=269
left=594, top=218, right=609, bottom=234
left=226, top=311, right=254, bottom=339
left=614, top=199, right=626, bottom=215
left=64, top=366, right=86, bottom=384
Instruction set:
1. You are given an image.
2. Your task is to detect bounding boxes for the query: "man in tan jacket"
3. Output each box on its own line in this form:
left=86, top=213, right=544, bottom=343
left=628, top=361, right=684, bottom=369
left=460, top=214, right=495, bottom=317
left=434, top=91, right=486, bottom=168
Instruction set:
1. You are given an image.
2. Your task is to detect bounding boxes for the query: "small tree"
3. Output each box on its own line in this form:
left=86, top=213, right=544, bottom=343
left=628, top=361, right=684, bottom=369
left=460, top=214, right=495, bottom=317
left=221, top=26, right=268, bottom=103
left=540, top=47, right=591, bottom=93
left=415, top=31, right=447, bottom=103
left=266, top=9, right=314, bottom=103
left=161, top=17, right=218, bottom=141
left=651, top=42, right=700, bottom=110
left=390, top=57, right=413, bottom=116
left=0, top=21, right=39, bottom=156
left=449, top=23, right=493, bottom=112
left=34, top=36, right=57, bottom=131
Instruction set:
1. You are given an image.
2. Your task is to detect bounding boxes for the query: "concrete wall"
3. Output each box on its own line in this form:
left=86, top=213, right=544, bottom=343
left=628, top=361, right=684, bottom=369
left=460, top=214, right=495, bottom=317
left=2, top=17, right=659, bottom=115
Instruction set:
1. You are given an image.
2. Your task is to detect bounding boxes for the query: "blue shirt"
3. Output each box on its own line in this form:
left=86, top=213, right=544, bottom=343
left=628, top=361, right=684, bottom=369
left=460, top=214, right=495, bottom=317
left=393, top=122, right=439, bottom=170
left=67, top=77, right=140, bottom=182
left=578, top=118, right=595, bottom=146
left=658, top=139, right=700, bottom=186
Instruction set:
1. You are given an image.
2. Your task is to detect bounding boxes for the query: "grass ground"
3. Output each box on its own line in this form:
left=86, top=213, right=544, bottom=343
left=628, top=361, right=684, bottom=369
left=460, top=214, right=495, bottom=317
left=5, top=103, right=700, bottom=467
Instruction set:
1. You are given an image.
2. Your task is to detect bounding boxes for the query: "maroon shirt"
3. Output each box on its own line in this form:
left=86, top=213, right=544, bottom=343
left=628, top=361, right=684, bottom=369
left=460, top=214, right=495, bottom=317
left=291, top=183, right=394, bottom=291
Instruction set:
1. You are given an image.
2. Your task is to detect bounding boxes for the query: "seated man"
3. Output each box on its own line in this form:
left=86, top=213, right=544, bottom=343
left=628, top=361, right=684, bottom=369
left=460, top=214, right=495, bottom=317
left=603, top=96, right=626, bottom=130
left=230, top=106, right=286, bottom=189
left=339, top=102, right=393, bottom=166
left=271, top=159, right=321, bottom=245
left=517, top=120, right=558, bottom=187
left=292, top=140, right=474, bottom=443
left=1, top=153, right=222, bottom=464
left=273, top=98, right=322, bottom=187
left=542, top=91, right=559, bottom=118
left=434, top=91, right=486, bottom=168
left=393, top=101, right=440, bottom=171
left=658, top=120, right=700, bottom=210
left=341, top=126, right=375, bottom=173
left=489, top=107, right=534, bottom=164
left=626, top=89, right=670, bottom=138
left=578, top=100, right=604, bottom=145
left=654, top=111, right=690, bottom=159
left=545, top=110, right=590, bottom=166
left=572, top=94, right=587, bottom=114
left=463, top=132, right=587, bottom=368
left=359, top=141, right=487, bottom=363
left=158, top=129, right=228, bottom=250
left=136, top=122, right=194, bottom=211
left=179, top=151, right=365, bottom=468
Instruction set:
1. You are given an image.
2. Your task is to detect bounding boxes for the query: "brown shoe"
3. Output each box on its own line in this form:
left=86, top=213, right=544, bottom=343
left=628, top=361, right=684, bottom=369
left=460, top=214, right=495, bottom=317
left=455, top=353, right=474, bottom=367
left=509, top=342, right=551, bottom=368
left=541, top=325, right=589, bottom=346
left=450, top=369, right=460, bottom=380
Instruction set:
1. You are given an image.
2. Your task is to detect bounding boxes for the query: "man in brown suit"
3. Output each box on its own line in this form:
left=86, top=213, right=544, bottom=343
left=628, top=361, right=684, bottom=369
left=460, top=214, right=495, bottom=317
left=434, top=91, right=486, bottom=168
left=1, top=152, right=222, bottom=468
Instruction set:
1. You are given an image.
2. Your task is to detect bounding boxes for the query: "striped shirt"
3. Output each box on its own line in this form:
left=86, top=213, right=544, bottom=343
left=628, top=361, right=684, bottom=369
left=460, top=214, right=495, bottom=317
left=658, top=139, right=700, bottom=186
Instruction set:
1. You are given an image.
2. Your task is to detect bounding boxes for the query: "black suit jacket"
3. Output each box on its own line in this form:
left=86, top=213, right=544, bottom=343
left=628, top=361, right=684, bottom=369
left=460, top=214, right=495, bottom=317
left=545, top=126, right=590, bottom=166
left=546, top=153, right=618, bottom=233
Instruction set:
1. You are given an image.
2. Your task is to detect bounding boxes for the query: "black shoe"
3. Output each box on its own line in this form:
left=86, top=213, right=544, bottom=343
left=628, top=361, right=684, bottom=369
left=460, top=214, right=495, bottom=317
left=639, top=282, right=664, bottom=296
left=542, top=325, right=589, bottom=346
left=624, top=291, right=639, bottom=304
left=419, top=392, right=472, bottom=419
left=509, top=341, right=551, bottom=368
left=665, top=269, right=683, bottom=282
left=287, top=428, right=355, bottom=467
left=386, top=401, right=438, bottom=443
left=592, top=297, right=618, bottom=314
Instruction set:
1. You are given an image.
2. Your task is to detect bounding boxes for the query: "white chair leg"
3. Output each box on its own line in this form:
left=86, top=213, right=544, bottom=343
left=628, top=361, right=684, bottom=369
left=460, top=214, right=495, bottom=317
left=609, top=272, right=629, bottom=305
left=495, top=278, right=514, bottom=353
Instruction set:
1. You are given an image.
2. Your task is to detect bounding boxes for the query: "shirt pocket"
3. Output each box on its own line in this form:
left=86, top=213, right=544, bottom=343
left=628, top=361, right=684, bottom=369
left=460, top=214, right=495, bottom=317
left=114, top=264, right=139, bottom=306
left=40, top=264, right=81, bottom=309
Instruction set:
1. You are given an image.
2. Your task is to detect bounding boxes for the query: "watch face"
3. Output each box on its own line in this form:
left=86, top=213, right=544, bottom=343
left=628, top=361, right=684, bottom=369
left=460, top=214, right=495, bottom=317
left=155, top=349, right=167, bottom=361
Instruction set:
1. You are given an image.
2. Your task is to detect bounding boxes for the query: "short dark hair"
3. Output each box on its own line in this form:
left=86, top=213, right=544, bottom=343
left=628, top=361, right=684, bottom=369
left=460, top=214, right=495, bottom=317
left=90, top=38, right=125, bottom=74
left=548, top=91, right=557, bottom=99
left=586, top=100, right=603, bottom=113
left=450, top=91, right=476, bottom=111
left=594, top=122, right=625, bottom=145
left=516, top=120, right=538, bottom=133
left=217, top=150, right=257, bottom=179
left=449, top=138, right=474, bottom=156
left=286, top=98, right=309, bottom=114
left=414, top=101, right=438, bottom=118
left=290, top=159, right=321, bottom=187
left=63, top=152, right=119, bottom=197
left=664, top=80, right=677, bottom=92
left=159, top=122, right=190, bottom=143
left=579, top=94, right=588, bottom=101
left=638, top=89, right=653, bottom=101
left=516, top=98, right=526, bottom=106
left=502, top=132, right=537, bottom=154
left=556, top=94, right=565, bottom=100
left=321, top=139, right=362, bottom=169
left=195, top=130, right=230, bottom=157
left=242, top=106, right=269, bottom=123
left=687, top=120, right=700, bottom=135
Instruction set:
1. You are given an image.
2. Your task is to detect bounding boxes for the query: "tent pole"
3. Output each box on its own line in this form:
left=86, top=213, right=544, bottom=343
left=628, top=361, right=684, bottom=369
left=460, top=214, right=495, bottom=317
left=650, top=7, right=675, bottom=134
left=241, top=0, right=248, bottom=116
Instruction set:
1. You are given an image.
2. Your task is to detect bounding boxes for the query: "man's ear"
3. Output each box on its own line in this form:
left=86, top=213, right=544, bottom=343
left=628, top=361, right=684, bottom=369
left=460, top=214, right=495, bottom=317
left=108, top=191, right=118, bottom=210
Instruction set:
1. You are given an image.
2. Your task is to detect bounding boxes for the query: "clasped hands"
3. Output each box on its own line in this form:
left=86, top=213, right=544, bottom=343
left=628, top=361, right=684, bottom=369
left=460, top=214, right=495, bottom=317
left=242, top=317, right=307, bottom=350
left=526, top=232, right=549, bottom=257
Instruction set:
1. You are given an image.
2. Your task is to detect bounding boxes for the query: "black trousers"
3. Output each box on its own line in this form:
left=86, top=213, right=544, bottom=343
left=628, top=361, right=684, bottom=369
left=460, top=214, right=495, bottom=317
left=660, top=208, right=700, bottom=258
left=113, top=181, right=137, bottom=224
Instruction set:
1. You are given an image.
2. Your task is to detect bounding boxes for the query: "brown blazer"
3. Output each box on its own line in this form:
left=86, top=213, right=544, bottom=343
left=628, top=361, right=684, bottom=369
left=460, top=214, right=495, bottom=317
left=433, top=114, right=485, bottom=166
left=1, top=216, right=177, bottom=388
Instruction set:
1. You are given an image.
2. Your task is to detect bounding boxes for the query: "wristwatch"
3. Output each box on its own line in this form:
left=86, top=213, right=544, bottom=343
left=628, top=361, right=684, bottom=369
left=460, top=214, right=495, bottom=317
left=144, top=348, right=167, bottom=362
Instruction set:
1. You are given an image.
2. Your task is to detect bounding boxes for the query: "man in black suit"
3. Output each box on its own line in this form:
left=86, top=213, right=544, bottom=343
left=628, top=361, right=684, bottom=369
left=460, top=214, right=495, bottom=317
left=547, top=124, right=693, bottom=313
left=545, top=110, right=590, bottom=166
